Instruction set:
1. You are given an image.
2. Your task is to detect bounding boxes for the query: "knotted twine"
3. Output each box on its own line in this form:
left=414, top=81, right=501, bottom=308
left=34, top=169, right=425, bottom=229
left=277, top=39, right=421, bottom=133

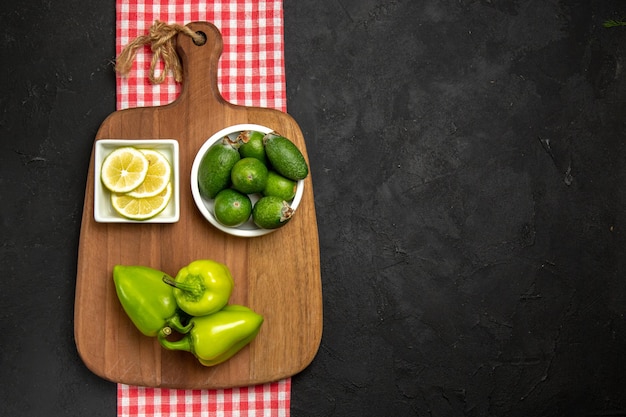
left=115, top=20, right=205, bottom=83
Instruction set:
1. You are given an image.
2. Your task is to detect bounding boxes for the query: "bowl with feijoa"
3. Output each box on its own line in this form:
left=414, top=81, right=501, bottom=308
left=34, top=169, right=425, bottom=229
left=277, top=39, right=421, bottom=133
left=190, top=124, right=308, bottom=237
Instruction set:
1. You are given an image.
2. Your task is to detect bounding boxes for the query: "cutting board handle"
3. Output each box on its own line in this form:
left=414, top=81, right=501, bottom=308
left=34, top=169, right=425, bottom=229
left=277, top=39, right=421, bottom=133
left=176, top=21, right=227, bottom=107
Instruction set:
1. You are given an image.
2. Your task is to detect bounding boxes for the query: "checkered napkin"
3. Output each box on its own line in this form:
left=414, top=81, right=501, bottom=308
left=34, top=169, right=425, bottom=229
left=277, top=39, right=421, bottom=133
left=115, top=1, right=290, bottom=416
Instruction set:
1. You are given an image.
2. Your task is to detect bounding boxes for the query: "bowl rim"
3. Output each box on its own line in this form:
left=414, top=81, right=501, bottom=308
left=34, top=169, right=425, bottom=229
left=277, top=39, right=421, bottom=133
left=190, top=124, right=304, bottom=237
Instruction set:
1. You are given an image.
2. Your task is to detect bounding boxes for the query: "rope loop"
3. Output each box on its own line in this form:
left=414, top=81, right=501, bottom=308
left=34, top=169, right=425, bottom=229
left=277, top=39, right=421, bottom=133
left=115, top=20, right=204, bottom=84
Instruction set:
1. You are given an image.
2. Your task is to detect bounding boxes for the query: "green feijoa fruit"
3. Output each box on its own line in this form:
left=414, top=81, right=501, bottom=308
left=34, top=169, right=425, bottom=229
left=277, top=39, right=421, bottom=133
left=252, top=195, right=294, bottom=229
left=198, top=139, right=241, bottom=199
left=231, top=157, right=269, bottom=194
left=237, top=130, right=268, bottom=165
left=213, top=189, right=252, bottom=227
left=263, top=171, right=297, bottom=201
left=263, top=132, right=309, bottom=181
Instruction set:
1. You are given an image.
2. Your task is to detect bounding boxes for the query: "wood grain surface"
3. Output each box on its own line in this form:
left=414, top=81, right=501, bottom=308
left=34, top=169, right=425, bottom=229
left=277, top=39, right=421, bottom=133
left=74, top=22, right=322, bottom=389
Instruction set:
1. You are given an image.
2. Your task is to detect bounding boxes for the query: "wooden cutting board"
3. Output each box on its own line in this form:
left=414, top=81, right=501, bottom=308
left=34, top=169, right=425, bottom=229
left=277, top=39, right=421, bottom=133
left=74, top=21, right=322, bottom=389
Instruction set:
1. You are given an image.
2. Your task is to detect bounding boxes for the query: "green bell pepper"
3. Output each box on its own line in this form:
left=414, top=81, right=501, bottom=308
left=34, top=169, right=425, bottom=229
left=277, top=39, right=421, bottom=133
left=113, top=265, right=192, bottom=337
left=162, top=259, right=234, bottom=317
left=158, top=305, right=264, bottom=367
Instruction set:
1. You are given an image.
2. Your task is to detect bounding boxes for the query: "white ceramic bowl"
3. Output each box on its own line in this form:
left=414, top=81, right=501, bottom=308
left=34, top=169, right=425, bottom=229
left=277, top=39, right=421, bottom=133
left=94, top=139, right=180, bottom=223
left=190, top=124, right=304, bottom=237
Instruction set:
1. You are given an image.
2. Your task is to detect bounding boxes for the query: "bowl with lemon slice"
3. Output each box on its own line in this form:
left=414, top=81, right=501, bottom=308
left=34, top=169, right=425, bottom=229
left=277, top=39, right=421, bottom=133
left=94, top=139, right=179, bottom=223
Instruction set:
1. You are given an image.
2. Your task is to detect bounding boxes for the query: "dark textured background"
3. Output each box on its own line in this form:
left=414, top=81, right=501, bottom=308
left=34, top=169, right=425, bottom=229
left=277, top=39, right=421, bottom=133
left=2, top=1, right=626, bottom=416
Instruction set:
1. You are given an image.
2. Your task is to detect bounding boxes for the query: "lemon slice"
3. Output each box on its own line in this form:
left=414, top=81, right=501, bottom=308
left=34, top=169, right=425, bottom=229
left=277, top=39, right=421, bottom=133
left=126, top=149, right=172, bottom=198
left=101, top=147, right=149, bottom=193
left=111, top=182, right=172, bottom=220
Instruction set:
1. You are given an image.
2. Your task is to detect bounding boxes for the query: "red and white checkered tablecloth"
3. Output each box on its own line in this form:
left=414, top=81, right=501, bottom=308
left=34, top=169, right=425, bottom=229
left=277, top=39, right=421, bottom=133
left=115, top=1, right=290, bottom=416
left=116, top=0, right=286, bottom=112
left=118, top=379, right=291, bottom=416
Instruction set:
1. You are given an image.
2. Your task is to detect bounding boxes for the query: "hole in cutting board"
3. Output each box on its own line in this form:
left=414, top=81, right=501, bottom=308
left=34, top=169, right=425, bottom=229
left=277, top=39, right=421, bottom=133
left=193, top=31, right=207, bottom=46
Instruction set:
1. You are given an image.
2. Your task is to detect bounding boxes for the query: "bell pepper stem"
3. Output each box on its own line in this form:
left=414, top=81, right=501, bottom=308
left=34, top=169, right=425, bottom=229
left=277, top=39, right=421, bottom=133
left=166, top=312, right=193, bottom=334
left=162, top=275, right=202, bottom=296
left=158, top=327, right=192, bottom=353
